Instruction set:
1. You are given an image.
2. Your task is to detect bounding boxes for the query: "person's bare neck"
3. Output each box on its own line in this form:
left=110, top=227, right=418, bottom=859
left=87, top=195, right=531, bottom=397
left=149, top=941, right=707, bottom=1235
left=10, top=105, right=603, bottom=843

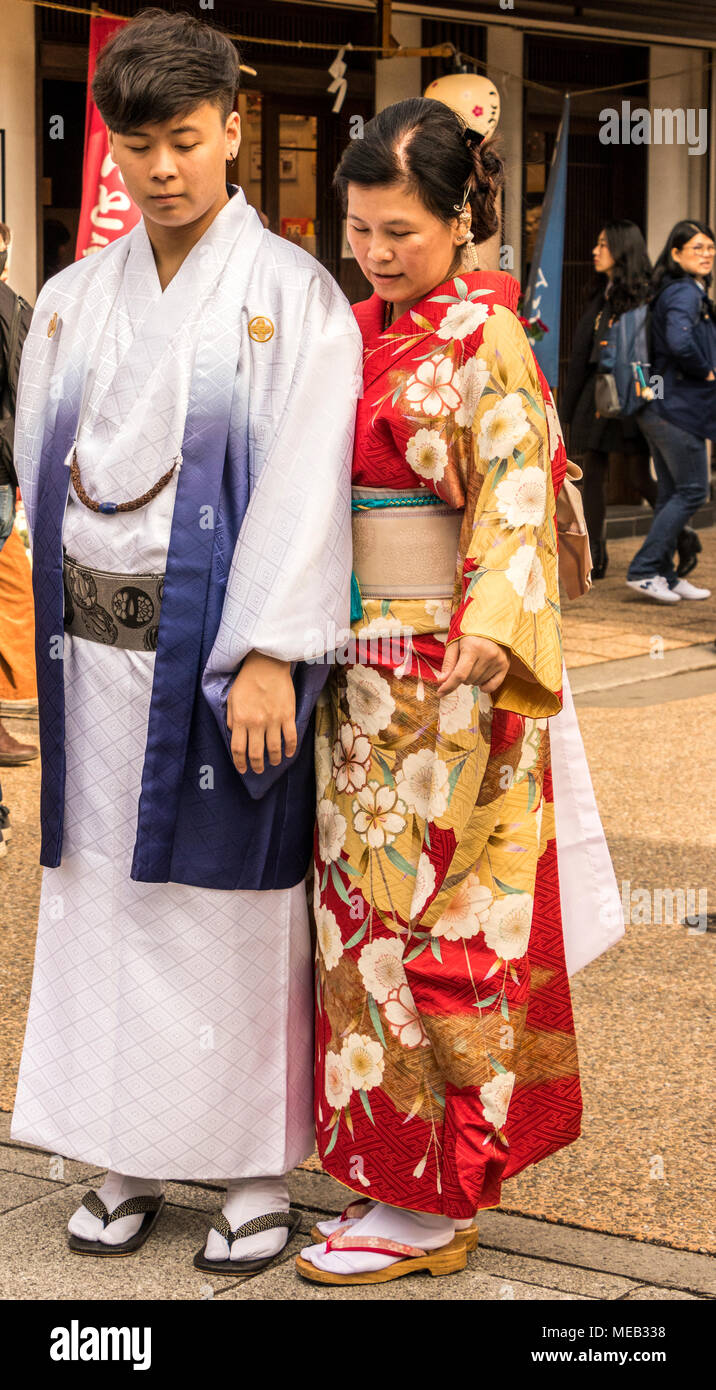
left=144, top=186, right=229, bottom=292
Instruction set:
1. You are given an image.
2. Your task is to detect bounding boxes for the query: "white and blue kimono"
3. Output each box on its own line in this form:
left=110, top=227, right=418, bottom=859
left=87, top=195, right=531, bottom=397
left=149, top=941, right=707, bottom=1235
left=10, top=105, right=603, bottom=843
left=10, top=187, right=362, bottom=1178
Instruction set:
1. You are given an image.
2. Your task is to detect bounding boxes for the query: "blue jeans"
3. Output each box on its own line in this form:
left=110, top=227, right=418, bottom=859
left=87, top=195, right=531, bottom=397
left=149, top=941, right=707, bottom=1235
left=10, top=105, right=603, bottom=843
left=0, top=482, right=15, bottom=552
left=627, top=408, right=709, bottom=584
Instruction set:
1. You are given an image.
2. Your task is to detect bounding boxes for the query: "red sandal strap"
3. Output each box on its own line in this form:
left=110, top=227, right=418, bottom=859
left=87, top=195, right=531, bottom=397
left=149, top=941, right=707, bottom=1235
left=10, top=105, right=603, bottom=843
left=325, top=1230, right=426, bottom=1258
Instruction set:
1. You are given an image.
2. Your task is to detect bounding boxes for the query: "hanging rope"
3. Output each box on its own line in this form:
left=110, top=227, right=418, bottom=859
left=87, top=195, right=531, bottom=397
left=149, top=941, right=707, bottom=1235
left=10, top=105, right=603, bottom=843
left=19, top=0, right=716, bottom=99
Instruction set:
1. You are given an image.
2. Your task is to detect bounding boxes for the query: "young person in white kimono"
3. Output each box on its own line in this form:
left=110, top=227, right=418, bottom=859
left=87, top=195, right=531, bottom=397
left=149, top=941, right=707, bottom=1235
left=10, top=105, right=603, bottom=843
left=11, top=10, right=362, bottom=1272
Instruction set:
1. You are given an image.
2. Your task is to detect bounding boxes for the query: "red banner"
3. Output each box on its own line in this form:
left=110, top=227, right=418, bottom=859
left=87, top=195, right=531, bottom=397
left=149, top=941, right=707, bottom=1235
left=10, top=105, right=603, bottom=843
left=75, top=16, right=141, bottom=261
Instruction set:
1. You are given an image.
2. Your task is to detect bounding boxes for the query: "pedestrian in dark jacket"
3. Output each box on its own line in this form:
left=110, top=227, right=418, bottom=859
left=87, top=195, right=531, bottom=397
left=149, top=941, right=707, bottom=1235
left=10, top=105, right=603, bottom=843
left=627, top=220, right=715, bottom=604
left=561, top=221, right=658, bottom=579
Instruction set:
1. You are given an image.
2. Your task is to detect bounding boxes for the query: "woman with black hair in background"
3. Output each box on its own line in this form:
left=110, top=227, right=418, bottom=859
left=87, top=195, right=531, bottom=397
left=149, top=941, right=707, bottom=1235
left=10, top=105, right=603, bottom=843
left=561, top=221, right=701, bottom=580
left=626, top=220, right=715, bottom=604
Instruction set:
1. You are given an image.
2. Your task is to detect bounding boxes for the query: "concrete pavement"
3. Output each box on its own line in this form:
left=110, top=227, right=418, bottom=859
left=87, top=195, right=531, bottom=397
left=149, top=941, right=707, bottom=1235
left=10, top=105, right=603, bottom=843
left=1, top=1114, right=712, bottom=1300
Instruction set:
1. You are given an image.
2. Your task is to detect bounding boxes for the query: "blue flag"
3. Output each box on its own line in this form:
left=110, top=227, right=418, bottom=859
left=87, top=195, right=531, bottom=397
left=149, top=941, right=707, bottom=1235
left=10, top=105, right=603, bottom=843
left=523, top=95, right=570, bottom=390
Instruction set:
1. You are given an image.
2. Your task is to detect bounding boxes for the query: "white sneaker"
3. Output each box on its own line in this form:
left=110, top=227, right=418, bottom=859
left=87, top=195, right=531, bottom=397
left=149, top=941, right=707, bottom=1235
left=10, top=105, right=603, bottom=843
left=671, top=578, right=711, bottom=600
left=626, top=576, right=681, bottom=603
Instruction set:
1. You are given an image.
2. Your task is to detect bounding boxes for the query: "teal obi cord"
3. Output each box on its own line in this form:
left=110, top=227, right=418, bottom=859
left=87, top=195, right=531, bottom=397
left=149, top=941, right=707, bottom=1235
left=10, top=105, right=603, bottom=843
left=349, top=491, right=443, bottom=622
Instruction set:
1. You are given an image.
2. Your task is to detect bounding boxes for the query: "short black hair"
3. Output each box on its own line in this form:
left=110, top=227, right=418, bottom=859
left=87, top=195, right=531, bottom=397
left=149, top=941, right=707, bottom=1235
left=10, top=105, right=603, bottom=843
left=92, top=8, right=240, bottom=134
left=334, top=97, right=504, bottom=246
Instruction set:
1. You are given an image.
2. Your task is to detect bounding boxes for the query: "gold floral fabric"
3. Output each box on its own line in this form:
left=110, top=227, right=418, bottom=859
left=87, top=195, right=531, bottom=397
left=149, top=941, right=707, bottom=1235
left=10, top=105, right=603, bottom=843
left=313, top=272, right=581, bottom=1217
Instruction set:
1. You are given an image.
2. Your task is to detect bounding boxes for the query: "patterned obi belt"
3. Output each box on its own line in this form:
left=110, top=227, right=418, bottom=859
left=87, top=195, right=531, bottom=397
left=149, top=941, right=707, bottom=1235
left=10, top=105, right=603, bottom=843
left=351, top=487, right=463, bottom=602
left=63, top=551, right=164, bottom=651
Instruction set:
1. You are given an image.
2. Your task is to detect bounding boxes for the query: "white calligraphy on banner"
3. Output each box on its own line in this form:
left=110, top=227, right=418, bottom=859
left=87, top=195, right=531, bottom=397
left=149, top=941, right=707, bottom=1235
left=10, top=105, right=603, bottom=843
left=82, top=152, right=134, bottom=256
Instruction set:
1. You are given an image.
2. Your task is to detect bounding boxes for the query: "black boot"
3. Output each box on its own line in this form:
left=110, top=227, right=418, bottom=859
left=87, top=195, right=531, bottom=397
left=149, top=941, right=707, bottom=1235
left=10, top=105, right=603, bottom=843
left=676, top=526, right=702, bottom=578
left=591, top=538, right=609, bottom=580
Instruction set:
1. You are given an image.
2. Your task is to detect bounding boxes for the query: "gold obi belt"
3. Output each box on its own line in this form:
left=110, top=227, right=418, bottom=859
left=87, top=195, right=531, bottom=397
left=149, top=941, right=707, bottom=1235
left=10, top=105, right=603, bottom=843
left=351, top=487, right=463, bottom=603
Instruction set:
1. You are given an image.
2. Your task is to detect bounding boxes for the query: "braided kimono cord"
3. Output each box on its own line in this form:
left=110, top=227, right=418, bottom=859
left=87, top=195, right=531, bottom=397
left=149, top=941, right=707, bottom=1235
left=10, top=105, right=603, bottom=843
left=70, top=447, right=182, bottom=514
left=351, top=493, right=444, bottom=510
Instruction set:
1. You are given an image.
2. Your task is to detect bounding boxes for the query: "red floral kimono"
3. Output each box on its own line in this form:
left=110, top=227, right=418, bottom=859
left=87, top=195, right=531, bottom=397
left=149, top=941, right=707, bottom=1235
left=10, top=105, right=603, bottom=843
left=313, top=270, right=582, bottom=1218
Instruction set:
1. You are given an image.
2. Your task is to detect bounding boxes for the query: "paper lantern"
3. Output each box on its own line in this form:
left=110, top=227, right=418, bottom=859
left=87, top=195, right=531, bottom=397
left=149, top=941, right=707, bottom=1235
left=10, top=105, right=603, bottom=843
left=423, top=73, right=500, bottom=139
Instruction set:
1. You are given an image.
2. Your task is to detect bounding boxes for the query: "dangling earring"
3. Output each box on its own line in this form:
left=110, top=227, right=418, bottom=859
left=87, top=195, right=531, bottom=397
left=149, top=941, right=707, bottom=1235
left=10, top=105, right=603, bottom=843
left=458, top=211, right=479, bottom=271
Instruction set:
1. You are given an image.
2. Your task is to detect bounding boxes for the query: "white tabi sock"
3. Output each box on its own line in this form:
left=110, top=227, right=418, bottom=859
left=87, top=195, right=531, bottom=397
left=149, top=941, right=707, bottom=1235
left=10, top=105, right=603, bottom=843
left=315, top=1198, right=376, bottom=1238
left=204, top=1176, right=291, bottom=1263
left=67, top=1171, right=164, bottom=1246
left=301, top=1201, right=455, bottom=1276
left=316, top=1208, right=475, bottom=1239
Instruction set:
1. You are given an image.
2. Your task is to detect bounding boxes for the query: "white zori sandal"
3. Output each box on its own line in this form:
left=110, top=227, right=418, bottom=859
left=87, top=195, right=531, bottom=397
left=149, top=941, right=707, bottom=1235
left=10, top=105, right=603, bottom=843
left=296, top=1225, right=467, bottom=1286
left=310, top=1197, right=479, bottom=1251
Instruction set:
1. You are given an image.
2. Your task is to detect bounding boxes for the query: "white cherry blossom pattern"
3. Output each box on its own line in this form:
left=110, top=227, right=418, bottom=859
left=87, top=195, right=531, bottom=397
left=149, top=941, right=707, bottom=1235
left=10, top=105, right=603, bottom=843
left=395, top=748, right=450, bottom=822
left=356, top=614, right=413, bottom=641
left=325, top=1050, right=352, bottom=1110
left=410, top=852, right=437, bottom=918
left=438, top=682, right=476, bottom=735
left=332, top=721, right=372, bottom=795
left=544, top=388, right=564, bottom=461
left=316, top=904, right=344, bottom=971
left=383, top=985, right=431, bottom=1049
left=405, top=427, right=449, bottom=483
left=317, top=797, right=347, bottom=864
left=522, top=552, right=548, bottom=613
left=479, top=1070, right=515, bottom=1131
left=358, top=937, right=406, bottom=1003
left=477, top=391, right=530, bottom=461
left=341, top=1032, right=385, bottom=1092
left=506, top=545, right=547, bottom=612
left=404, top=354, right=462, bottom=417
left=506, top=545, right=534, bottom=597
left=424, top=598, right=452, bottom=632
left=352, top=781, right=407, bottom=850
left=345, top=664, right=395, bottom=736
left=483, top=893, right=533, bottom=960
left=315, top=734, right=332, bottom=799
left=436, top=298, right=490, bottom=341
left=495, top=465, right=546, bottom=528
left=454, top=354, right=491, bottom=426
left=432, top=873, right=493, bottom=940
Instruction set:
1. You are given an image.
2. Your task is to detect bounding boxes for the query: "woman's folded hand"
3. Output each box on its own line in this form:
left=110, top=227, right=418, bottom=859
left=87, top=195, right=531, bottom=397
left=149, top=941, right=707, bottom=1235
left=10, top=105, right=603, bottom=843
left=436, top=636, right=510, bottom=698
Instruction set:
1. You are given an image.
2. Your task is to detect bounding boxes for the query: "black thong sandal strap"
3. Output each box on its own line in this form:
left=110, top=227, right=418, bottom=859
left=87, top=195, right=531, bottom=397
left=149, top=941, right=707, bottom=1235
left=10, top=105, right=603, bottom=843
left=212, top=1210, right=294, bottom=1245
left=106, top=1194, right=163, bottom=1226
left=81, top=1190, right=110, bottom=1225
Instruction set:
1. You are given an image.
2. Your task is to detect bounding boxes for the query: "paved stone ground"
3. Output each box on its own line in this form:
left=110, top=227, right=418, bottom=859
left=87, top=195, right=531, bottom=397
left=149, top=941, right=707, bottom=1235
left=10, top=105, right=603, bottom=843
left=1, top=1114, right=713, bottom=1300
left=1, top=530, right=715, bottom=1298
left=563, top=531, right=715, bottom=667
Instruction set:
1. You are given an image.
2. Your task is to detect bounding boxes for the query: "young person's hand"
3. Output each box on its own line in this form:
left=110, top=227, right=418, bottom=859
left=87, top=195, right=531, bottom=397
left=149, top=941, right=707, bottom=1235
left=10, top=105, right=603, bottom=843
left=436, top=636, right=510, bottom=698
left=227, top=652, right=297, bottom=775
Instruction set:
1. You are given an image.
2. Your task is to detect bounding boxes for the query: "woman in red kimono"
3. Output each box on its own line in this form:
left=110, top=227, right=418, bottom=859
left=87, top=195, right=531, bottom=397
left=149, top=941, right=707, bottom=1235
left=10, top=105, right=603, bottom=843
left=297, top=97, right=582, bottom=1287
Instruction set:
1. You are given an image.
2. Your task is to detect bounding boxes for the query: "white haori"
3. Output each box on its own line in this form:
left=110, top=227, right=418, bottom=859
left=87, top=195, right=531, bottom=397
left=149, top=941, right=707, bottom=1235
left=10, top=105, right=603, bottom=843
left=11, top=190, right=362, bottom=1175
